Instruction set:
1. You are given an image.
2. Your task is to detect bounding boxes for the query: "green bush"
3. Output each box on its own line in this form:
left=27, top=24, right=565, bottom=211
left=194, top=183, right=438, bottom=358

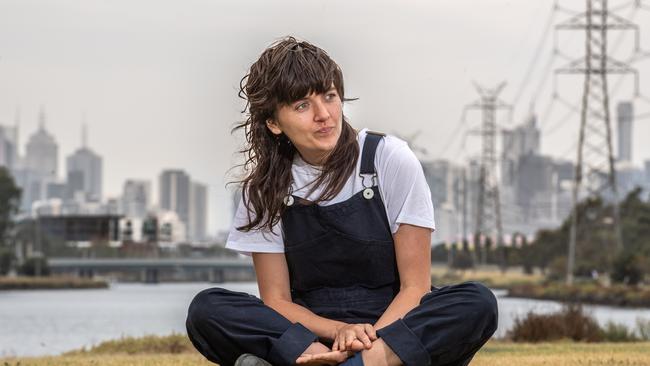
left=20, top=256, right=50, bottom=276
left=546, top=256, right=567, bottom=282
left=611, top=251, right=645, bottom=285
left=0, top=247, right=14, bottom=275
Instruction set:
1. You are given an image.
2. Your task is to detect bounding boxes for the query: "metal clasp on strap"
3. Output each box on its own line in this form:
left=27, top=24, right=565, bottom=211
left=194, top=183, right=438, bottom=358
left=283, top=184, right=295, bottom=206
left=359, top=173, right=377, bottom=200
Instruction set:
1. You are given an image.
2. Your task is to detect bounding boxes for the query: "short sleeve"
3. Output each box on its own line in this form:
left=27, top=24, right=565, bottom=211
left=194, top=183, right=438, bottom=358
left=377, top=142, right=436, bottom=234
left=225, top=194, right=285, bottom=256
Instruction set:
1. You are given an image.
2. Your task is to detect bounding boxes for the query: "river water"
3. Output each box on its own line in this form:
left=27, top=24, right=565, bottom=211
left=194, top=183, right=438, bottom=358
left=1, top=282, right=649, bottom=357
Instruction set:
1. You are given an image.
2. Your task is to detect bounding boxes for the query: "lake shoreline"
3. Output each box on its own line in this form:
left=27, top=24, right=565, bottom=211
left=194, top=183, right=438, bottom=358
left=0, top=276, right=109, bottom=290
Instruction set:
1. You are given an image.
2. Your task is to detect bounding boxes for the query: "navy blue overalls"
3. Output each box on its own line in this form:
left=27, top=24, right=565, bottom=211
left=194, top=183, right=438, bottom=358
left=186, top=132, right=498, bottom=366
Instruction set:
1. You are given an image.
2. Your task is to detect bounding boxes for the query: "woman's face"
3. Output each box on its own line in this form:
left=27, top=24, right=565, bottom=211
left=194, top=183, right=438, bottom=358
left=267, top=86, right=342, bottom=166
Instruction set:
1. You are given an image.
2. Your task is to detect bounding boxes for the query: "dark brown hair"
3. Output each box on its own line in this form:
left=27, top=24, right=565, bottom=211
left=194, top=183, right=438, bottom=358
left=233, top=36, right=359, bottom=233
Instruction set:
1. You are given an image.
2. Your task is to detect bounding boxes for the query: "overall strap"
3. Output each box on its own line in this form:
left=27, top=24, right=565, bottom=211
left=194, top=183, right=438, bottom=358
left=360, top=130, right=386, bottom=175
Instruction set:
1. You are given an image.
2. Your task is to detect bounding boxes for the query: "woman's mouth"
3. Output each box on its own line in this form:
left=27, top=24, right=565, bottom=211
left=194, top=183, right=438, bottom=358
left=316, top=127, right=333, bottom=136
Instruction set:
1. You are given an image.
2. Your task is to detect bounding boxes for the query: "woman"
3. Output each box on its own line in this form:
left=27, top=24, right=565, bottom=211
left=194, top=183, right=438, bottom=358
left=186, top=36, right=498, bottom=366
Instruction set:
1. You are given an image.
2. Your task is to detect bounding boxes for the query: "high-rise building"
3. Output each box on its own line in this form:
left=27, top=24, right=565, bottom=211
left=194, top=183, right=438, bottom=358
left=159, top=169, right=190, bottom=236
left=16, top=107, right=59, bottom=213
left=501, top=112, right=540, bottom=186
left=121, top=179, right=151, bottom=218
left=66, top=124, right=102, bottom=202
left=617, top=102, right=633, bottom=162
left=189, top=181, right=208, bottom=241
left=24, top=107, right=58, bottom=179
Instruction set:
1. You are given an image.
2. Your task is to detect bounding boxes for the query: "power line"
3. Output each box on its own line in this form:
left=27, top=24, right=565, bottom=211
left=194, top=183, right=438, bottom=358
left=512, top=2, right=559, bottom=112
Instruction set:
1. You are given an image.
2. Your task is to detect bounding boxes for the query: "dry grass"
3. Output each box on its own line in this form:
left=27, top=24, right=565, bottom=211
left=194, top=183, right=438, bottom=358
left=0, top=354, right=213, bottom=366
left=472, top=341, right=650, bottom=365
left=4, top=339, right=650, bottom=365
left=431, top=265, right=544, bottom=288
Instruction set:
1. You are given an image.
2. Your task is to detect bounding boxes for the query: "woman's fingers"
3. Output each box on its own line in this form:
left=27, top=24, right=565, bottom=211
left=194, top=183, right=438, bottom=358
left=355, top=327, right=372, bottom=348
left=364, top=323, right=378, bottom=341
left=345, top=330, right=356, bottom=348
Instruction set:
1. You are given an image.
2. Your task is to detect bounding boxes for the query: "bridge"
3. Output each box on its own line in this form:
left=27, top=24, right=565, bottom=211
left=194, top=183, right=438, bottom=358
left=49, top=257, right=254, bottom=283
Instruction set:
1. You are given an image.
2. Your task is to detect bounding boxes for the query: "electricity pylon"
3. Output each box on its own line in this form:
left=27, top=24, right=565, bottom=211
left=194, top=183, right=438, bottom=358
left=555, top=0, right=640, bottom=285
left=465, top=82, right=511, bottom=271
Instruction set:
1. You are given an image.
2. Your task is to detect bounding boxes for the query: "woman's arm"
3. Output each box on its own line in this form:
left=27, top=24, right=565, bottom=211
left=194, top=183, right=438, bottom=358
left=373, top=223, right=432, bottom=330
left=253, top=252, right=346, bottom=341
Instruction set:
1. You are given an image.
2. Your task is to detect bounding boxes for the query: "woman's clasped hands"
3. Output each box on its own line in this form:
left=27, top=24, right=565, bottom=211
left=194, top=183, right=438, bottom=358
left=332, top=323, right=377, bottom=352
left=295, top=323, right=377, bottom=365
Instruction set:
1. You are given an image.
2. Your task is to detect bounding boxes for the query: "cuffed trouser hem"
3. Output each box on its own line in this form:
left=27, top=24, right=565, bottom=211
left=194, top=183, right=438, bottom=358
left=267, top=322, right=318, bottom=365
left=377, top=319, right=430, bottom=366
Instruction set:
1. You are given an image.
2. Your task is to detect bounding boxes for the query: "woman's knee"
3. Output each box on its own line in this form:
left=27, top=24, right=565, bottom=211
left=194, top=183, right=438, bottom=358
left=462, top=281, right=498, bottom=337
left=186, top=287, right=235, bottom=328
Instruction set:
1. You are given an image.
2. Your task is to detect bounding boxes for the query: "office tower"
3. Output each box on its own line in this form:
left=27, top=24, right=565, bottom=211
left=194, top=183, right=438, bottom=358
left=66, top=124, right=103, bottom=202
left=159, top=169, right=190, bottom=237
left=18, top=107, right=59, bottom=212
left=24, top=107, right=58, bottom=179
left=122, top=179, right=151, bottom=218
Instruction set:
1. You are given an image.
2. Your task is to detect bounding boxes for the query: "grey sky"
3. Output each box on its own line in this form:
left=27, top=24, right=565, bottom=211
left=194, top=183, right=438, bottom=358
left=0, top=0, right=649, bottom=235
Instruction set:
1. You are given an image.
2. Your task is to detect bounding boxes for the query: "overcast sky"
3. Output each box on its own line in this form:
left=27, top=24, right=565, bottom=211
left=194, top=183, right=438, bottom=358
left=0, top=0, right=649, bottom=235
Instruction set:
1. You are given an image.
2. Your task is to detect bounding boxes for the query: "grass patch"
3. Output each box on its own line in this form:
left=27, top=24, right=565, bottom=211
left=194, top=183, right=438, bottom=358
left=3, top=335, right=650, bottom=365
left=0, top=354, right=213, bottom=366
left=0, top=276, right=108, bottom=290
left=65, top=334, right=195, bottom=355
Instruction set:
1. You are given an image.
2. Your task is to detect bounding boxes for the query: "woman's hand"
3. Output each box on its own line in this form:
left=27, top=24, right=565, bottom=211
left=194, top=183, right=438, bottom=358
left=332, top=323, right=377, bottom=352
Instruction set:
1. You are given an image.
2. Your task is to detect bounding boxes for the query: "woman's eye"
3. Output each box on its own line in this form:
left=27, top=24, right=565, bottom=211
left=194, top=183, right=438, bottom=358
left=326, top=93, right=338, bottom=100
left=295, top=102, right=308, bottom=111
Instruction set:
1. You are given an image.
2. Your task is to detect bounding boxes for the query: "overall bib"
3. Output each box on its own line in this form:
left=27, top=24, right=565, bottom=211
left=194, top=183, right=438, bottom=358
left=186, top=132, right=498, bottom=366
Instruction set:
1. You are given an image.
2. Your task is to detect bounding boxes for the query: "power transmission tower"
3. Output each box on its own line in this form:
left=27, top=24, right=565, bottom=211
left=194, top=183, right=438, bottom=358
left=555, top=0, right=642, bottom=285
left=465, top=82, right=511, bottom=271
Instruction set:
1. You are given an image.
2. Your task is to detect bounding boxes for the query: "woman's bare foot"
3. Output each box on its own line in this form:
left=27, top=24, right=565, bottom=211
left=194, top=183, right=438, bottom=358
left=361, top=339, right=402, bottom=366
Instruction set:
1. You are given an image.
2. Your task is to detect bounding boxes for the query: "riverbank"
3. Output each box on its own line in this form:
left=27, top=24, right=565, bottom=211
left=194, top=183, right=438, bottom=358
left=507, top=282, right=650, bottom=308
left=1, top=335, right=650, bottom=365
left=432, top=266, right=650, bottom=308
left=0, top=276, right=109, bottom=290
left=431, top=266, right=544, bottom=289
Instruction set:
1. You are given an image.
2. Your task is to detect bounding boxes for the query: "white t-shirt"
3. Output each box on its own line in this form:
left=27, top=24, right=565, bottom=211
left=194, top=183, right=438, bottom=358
left=226, top=128, right=436, bottom=256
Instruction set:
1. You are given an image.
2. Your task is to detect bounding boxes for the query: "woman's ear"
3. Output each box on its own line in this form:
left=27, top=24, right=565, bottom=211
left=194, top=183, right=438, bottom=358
left=266, top=119, right=283, bottom=136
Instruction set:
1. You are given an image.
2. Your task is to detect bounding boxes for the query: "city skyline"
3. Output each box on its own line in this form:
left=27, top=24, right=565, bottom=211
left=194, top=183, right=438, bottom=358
left=0, top=113, right=209, bottom=241
left=1, top=0, right=649, bottom=234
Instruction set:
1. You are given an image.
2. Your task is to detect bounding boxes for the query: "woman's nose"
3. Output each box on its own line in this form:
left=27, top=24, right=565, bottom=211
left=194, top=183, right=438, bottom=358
left=312, top=99, right=330, bottom=122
